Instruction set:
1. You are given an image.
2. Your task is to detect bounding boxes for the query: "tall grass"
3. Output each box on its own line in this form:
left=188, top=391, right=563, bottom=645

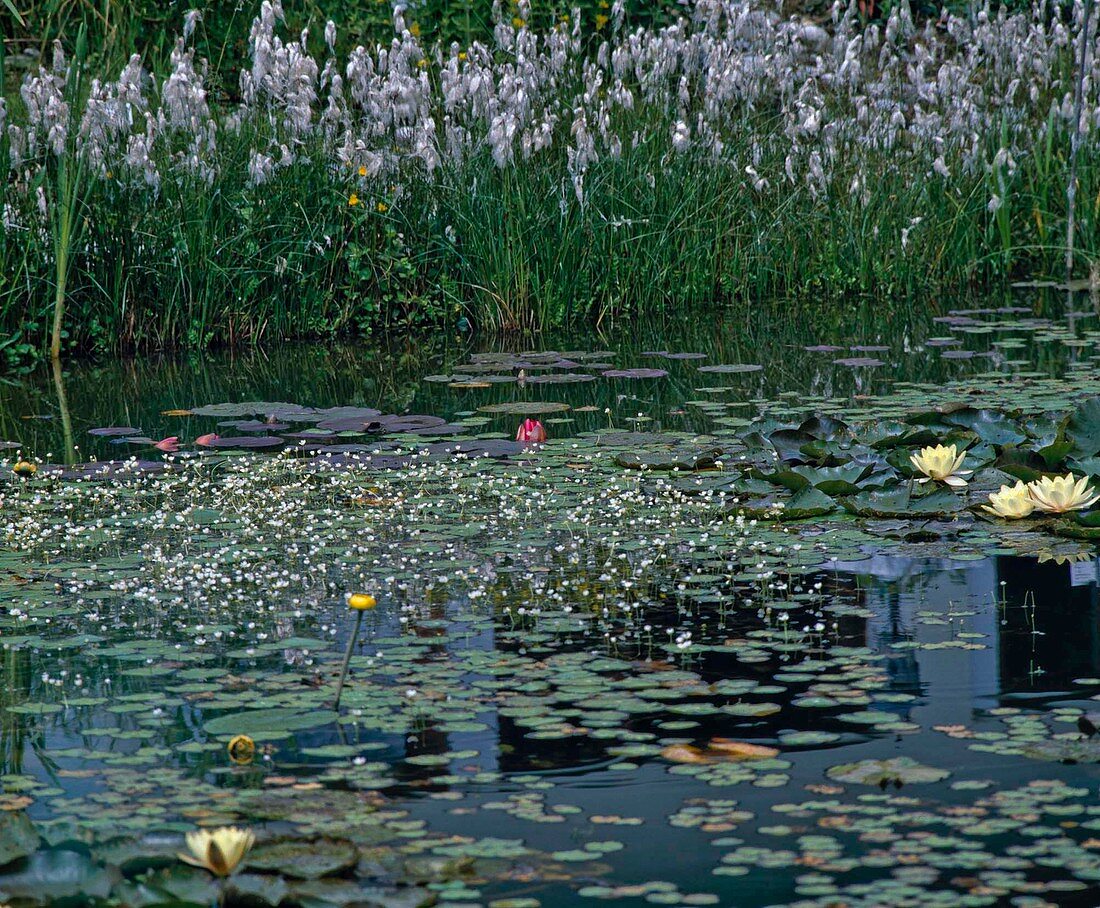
left=1, top=0, right=1099, bottom=365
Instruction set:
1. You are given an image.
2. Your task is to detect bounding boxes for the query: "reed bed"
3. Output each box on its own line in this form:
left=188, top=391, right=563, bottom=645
left=1, top=0, right=1099, bottom=361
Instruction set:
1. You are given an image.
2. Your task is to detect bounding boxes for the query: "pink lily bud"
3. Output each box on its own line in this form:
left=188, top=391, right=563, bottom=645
left=516, top=418, right=547, bottom=443
left=154, top=436, right=180, bottom=453
left=195, top=433, right=220, bottom=447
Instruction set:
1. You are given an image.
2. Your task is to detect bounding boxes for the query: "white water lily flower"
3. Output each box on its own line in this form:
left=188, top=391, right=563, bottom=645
left=1027, top=473, right=1100, bottom=514
left=179, top=827, right=255, bottom=877
left=981, top=481, right=1034, bottom=519
left=910, top=444, right=971, bottom=487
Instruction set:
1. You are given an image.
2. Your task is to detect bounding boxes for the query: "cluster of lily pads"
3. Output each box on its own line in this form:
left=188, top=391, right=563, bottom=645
left=2, top=349, right=1100, bottom=904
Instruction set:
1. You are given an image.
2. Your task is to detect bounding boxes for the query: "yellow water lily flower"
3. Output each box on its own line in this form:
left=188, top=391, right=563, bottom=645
left=348, top=593, right=377, bottom=610
left=910, top=444, right=971, bottom=487
left=12, top=460, right=37, bottom=477
left=179, top=826, right=254, bottom=876
left=981, top=481, right=1035, bottom=519
left=227, top=734, right=255, bottom=765
left=1027, top=473, right=1100, bottom=514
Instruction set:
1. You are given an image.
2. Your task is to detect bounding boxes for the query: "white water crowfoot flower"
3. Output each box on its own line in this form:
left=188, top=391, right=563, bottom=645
left=910, top=444, right=971, bottom=487
left=1027, top=474, right=1100, bottom=514
left=179, top=827, right=255, bottom=876
left=982, top=481, right=1035, bottom=519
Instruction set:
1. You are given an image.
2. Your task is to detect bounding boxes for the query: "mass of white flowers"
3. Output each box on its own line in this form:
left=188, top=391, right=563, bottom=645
left=3, top=0, right=1096, bottom=219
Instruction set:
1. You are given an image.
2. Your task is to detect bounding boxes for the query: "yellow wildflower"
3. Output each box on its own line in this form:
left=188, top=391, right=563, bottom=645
left=409, top=22, right=420, bottom=37
left=348, top=593, right=377, bottom=610
left=348, top=193, right=360, bottom=207
left=357, top=165, right=367, bottom=177
left=376, top=201, right=388, bottom=213
left=596, top=14, right=609, bottom=28
left=513, top=16, right=525, bottom=28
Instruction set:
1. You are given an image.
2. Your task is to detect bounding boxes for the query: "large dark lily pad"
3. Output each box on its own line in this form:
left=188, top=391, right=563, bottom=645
left=246, top=839, right=358, bottom=879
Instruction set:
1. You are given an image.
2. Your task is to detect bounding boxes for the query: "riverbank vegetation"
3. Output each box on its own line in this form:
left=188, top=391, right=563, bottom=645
left=2, top=0, right=1099, bottom=364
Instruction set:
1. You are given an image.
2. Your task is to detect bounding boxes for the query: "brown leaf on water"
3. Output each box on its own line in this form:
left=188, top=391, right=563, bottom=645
left=707, top=738, right=780, bottom=760
left=661, top=739, right=779, bottom=764
left=660, top=744, right=714, bottom=764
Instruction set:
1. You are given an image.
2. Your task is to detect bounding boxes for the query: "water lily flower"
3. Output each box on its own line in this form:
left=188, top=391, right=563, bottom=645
left=227, top=734, right=255, bottom=765
left=195, top=433, right=219, bottom=447
left=12, top=460, right=37, bottom=477
left=1027, top=473, right=1100, bottom=514
left=981, top=481, right=1034, bottom=519
left=516, top=419, right=547, bottom=443
left=348, top=593, right=377, bottom=610
left=154, top=436, right=180, bottom=453
left=910, top=444, right=971, bottom=487
left=179, top=826, right=254, bottom=876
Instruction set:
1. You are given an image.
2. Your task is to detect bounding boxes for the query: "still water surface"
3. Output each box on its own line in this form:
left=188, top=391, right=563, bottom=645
left=1, top=300, right=1099, bottom=906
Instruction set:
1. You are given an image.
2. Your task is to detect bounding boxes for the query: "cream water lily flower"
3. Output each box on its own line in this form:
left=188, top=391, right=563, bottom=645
left=179, top=827, right=255, bottom=876
left=1027, top=473, right=1100, bottom=514
left=982, top=481, right=1035, bottom=519
left=910, top=444, right=972, bottom=487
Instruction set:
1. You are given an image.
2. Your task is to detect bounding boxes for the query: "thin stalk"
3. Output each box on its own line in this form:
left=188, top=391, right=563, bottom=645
left=49, top=26, right=88, bottom=361
left=1066, top=0, right=1095, bottom=285
left=333, top=609, right=364, bottom=710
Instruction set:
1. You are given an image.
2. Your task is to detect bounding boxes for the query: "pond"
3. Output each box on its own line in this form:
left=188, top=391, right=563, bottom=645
left=2, top=299, right=1100, bottom=907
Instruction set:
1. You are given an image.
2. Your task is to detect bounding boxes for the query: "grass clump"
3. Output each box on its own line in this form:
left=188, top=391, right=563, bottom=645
left=2, top=0, right=1100, bottom=363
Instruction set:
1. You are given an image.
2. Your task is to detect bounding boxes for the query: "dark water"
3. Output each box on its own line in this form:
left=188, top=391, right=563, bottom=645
left=1, top=299, right=1099, bottom=907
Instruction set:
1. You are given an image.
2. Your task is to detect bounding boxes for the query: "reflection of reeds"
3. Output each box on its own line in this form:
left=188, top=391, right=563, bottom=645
left=0, top=648, right=32, bottom=776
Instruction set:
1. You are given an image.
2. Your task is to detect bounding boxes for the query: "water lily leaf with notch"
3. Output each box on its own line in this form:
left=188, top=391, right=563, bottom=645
left=789, top=464, right=875, bottom=496
left=995, top=446, right=1050, bottom=483
left=1067, top=456, right=1100, bottom=477
left=1064, top=396, right=1100, bottom=459
left=778, top=487, right=837, bottom=520
left=246, top=838, right=358, bottom=879
left=939, top=408, right=1028, bottom=447
left=798, top=415, right=851, bottom=441
left=767, top=429, right=817, bottom=463
left=840, top=487, right=964, bottom=518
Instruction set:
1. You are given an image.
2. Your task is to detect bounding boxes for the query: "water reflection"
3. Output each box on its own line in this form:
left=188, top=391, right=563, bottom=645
left=0, top=301, right=1075, bottom=460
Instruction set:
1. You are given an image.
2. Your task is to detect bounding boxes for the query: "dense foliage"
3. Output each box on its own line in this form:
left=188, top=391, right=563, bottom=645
left=1, top=0, right=1099, bottom=364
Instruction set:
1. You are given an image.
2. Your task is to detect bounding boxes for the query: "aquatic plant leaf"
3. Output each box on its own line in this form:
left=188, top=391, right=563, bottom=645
left=1064, top=396, right=1100, bottom=459
left=0, top=812, right=38, bottom=866
left=88, top=427, right=141, bottom=437
left=826, top=757, right=950, bottom=786
left=601, top=369, right=669, bottom=379
left=246, top=839, right=358, bottom=879
left=840, top=487, right=963, bottom=518
left=203, top=708, right=330, bottom=739
left=779, top=487, right=837, bottom=519
left=478, top=402, right=571, bottom=415
left=696, top=364, right=763, bottom=374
